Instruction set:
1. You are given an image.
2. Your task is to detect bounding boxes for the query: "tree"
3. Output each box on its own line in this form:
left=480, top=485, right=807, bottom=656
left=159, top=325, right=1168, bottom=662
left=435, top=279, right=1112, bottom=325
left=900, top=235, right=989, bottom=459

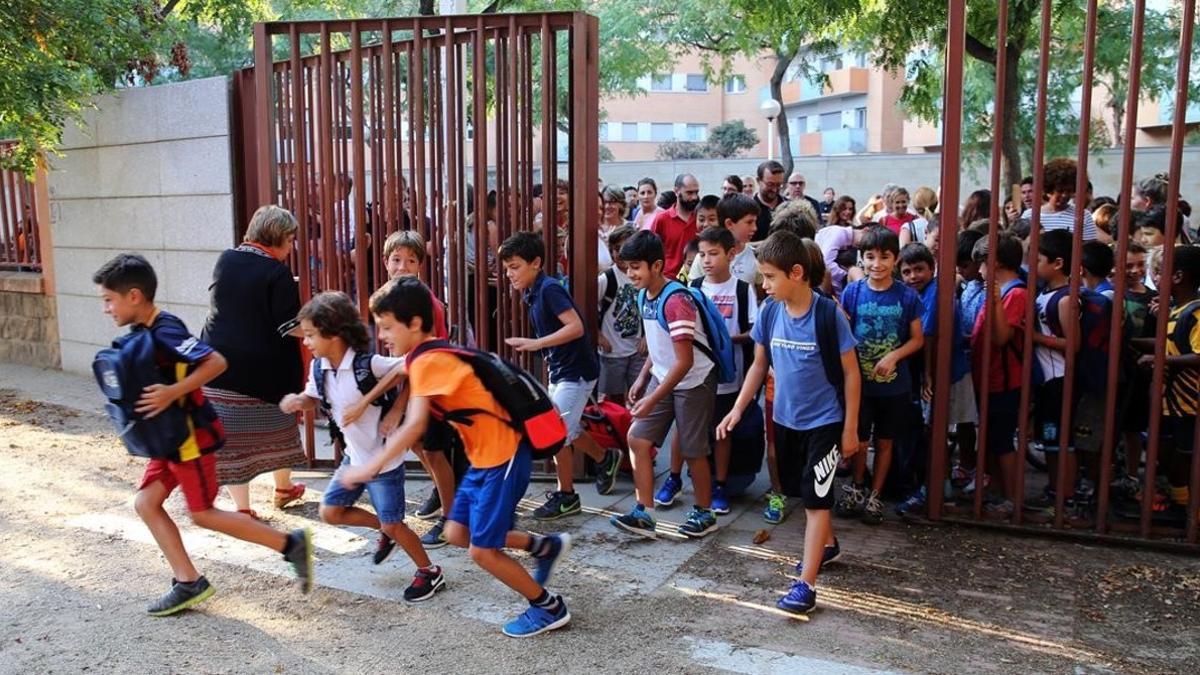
left=656, top=140, right=708, bottom=160
left=706, top=119, right=758, bottom=158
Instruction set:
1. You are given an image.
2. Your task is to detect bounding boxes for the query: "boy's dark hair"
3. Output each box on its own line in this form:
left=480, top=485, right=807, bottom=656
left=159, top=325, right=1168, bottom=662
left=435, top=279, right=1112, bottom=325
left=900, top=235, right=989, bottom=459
left=1038, top=229, right=1074, bottom=270
left=1131, top=205, right=1183, bottom=235
left=756, top=159, right=785, bottom=181
left=93, top=253, right=158, bottom=301
left=899, top=242, right=936, bottom=269
left=300, top=291, right=371, bottom=352
left=756, top=230, right=813, bottom=282
left=1128, top=240, right=1149, bottom=256
left=637, top=176, right=657, bottom=191
left=973, top=232, right=1024, bottom=271
left=717, top=193, right=760, bottom=226
left=497, top=231, right=545, bottom=265
left=698, top=194, right=721, bottom=212
left=723, top=174, right=743, bottom=192
left=1043, top=158, right=1079, bottom=193
left=956, top=229, right=986, bottom=265
left=1088, top=196, right=1117, bottom=212
left=532, top=183, right=544, bottom=199
left=619, top=230, right=665, bottom=266
left=801, top=238, right=825, bottom=289
left=1082, top=241, right=1115, bottom=278
left=697, top=226, right=735, bottom=252
left=1021, top=176, right=1034, bottom=187
left=607, top=224, right=637, bottom=251
left=1173, top=245, right=1200, bottom=285
left=369, top=277, right=434, bottom=335
left=858, top=225, right=900, bottom=256
left=684, top=237, right=701, bottom=255
left=657, top=190, right=677, bottom=210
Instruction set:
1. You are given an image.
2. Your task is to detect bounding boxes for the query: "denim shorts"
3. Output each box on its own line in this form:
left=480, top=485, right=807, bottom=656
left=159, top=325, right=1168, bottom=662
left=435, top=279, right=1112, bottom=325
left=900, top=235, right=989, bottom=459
left=549, top=377, right=596, bottom=444
left=323, top=460, right=407, bottom=524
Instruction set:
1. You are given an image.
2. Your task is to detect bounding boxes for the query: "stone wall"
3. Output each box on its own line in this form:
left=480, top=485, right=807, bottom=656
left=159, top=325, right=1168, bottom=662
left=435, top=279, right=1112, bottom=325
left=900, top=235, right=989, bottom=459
left=48, top=77, right=236, bottom=374
left=0, top=273, right=60, bottom=368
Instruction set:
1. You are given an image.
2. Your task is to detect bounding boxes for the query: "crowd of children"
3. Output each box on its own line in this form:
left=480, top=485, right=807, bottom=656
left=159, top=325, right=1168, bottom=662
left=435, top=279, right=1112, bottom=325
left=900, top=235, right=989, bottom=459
left=93, top=157, right=1198, bottom=631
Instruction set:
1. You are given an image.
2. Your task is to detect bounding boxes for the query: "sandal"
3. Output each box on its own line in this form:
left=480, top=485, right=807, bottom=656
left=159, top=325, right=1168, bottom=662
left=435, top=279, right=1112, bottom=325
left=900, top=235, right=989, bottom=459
left=274, top=483, right=307, bottom=509
left=238, top=509, right=261, bottom=521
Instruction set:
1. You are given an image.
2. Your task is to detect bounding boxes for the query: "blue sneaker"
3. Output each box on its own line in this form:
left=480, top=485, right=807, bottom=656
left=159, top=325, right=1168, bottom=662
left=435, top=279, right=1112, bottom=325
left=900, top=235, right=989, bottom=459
left=610, top=506, right=658, bottom=539
left=793, top=537, right=842, bottom=574
left=532, top=533, right=573, bottom=586
left=777, top=579, right=817, bottom=615
left=678, top=506, right=718, bottom=538
left=711, top=485, right=730, bottom=515
left=763, top=492, right=786, bottom=524
left=895, top=486, right=927, bottom=517
left=654, top=475, right=683, bottom=507
left=501, top=600, right=571, bottom=638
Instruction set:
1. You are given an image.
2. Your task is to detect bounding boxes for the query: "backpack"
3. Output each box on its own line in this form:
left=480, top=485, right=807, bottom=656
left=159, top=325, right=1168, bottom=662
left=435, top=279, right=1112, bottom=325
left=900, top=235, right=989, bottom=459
left=638, top=280, right=737, bottom=384
left=407, top=340, right=567, bottom=460
left=1043, top=286, right=1134, bottom=391
left=310, top=351, right=397, bottom=419
left=93, top=330, right=191, bottom=461
left=600, top=268, right=619, bottom=320
left=758, top=294, right=846, bottom=404
left=996, top=279, right=1027, bottom=391
left=690, top=276, right=755, bottom=376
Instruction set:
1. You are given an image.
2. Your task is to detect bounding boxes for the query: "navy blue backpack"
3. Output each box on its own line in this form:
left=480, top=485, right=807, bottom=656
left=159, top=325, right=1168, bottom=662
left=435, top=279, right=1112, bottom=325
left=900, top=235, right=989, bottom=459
left=93, top=330, right=190, bottom=460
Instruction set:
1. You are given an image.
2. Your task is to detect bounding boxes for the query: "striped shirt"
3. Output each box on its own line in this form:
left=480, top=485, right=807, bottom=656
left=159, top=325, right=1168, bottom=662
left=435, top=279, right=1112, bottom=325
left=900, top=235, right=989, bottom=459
left=641, top=286, right=714, bottom=390
left=1164, top=301, right=1200, bottom=417
left=1021, top=205, right=1098, bottom=241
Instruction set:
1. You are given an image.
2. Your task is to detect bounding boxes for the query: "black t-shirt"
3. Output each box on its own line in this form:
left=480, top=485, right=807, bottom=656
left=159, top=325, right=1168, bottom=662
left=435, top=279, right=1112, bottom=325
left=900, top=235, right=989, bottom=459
left=753, top=194, right=786, bottom=242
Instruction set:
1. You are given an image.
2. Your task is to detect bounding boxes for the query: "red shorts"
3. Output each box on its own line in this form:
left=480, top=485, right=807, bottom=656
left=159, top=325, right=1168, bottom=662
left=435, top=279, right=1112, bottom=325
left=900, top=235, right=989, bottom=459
left=139, top=453, right=218, bottom=513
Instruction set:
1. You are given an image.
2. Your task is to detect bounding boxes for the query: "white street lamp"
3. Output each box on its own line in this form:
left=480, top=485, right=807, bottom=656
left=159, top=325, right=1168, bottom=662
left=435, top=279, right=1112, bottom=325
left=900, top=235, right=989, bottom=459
left=760, top=98, right=782, bottom=160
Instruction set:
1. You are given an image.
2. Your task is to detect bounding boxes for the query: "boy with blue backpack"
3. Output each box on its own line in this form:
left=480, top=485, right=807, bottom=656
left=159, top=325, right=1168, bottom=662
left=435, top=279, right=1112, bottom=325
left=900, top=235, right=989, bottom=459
left=279, top=291, right=445, bottom=600
left=613, top=230, right=733, bottom=539
left=92, top=253, right=313, bottom=617
left=717, top=230, right=860, bottom=614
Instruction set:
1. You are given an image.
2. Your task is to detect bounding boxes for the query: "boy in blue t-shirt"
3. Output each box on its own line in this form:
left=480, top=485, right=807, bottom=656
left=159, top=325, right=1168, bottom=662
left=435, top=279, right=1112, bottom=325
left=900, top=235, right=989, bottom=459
left=499, top=233, right=623, bottom=518
left=92, top=253, right=313, bottom=617
left=718, top=230, right=860, bottom=615
left=837, top=226, right=924, bottom=525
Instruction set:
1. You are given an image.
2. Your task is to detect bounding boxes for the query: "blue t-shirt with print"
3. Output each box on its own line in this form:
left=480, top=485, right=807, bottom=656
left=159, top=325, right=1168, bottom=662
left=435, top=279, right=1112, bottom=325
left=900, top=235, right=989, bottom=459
left=918, top=279, right=970, bottom=383
left=843, top=278, right=922, bottom=397
left=752, top=297, right=857, bottom=431
left=524, top=272, right=600, bottom=384
left=960, top=278, right=986, bottom=338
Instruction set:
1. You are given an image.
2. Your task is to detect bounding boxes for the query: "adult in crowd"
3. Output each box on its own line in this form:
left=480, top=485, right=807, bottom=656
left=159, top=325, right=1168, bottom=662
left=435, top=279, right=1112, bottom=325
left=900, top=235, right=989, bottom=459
left=958, top=189, right=991, bottom=230
left=818, top=187, right=836, bottom=223
left=201, top=205, right=307, bottom=518
left=785, top=172, right=822, bottom=216
left=815, top=196, right=865, bottom=296
left=650, top=173, right=700, bottom=277
left=722, top=174, right=744, bottom=197
left=601, top=185, right=629, bottom=242
left=752, top=160, right=787, bottom=241
left=633, top=177, right=660, bottom=230
left=741, top=175, right=757, bottom=197
left=622, top=185, right=638, bottom=213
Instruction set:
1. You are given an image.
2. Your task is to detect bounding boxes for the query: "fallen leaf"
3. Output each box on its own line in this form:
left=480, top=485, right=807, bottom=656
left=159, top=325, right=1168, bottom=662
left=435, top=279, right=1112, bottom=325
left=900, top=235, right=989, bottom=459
left=752, top=529, right=770, bottom=545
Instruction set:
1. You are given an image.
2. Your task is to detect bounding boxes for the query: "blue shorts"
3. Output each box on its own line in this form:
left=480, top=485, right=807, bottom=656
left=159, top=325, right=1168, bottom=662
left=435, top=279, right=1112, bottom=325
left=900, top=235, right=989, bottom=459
left=446, top=444, right=532, bottom=548
left=323, top=461, right=407, bottom=524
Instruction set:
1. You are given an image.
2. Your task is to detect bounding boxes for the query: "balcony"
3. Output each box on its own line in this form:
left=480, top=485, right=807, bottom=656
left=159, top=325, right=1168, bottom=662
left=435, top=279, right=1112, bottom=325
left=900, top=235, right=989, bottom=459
left=788, top=128, right=868, bottom=156
left=1156, top=99, right=1200, bottom=126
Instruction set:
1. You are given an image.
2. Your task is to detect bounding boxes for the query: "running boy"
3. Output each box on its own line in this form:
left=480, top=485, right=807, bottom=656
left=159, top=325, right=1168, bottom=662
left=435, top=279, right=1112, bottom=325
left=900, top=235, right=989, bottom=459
left=341, top=277, right=573, bottom=637
left=280, top=292, right=444, bottom=599
left=717, top=230, right=860, bottom=614
left=93, top=253, right=312, bottom=616
left=499, top=232, right=623, bottom=512
left=837, top=226, right=924, bottom=524
left=597, top=225, right=646, bottom=406
left=614, top=230, right=720, bottom=539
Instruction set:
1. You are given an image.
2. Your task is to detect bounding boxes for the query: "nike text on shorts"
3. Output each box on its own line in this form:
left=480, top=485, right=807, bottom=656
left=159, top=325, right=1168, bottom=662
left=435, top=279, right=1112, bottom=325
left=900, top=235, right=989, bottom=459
left=774, top=421, right=842, bottom=510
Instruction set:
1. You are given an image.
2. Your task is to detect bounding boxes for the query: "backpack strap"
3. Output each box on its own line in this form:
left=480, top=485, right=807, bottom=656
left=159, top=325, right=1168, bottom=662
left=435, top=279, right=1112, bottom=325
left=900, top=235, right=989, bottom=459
left=311, top=359, right=329, bottom=411
left=599, top=268, right=619, bottom=319
left=736, top=280, right=751, bottom=335
left=1041, top=286, right=1072, bottom=338
left=841, top=281, right=860, bottom=328
left=814, top=295, right=846, bottom=400
left=759, top=298, right=781, bottom=366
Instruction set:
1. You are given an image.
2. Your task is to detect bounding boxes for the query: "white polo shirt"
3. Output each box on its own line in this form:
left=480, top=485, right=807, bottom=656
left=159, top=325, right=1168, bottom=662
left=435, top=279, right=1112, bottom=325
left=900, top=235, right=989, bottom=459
left=303, top=348, right=405, bottom=473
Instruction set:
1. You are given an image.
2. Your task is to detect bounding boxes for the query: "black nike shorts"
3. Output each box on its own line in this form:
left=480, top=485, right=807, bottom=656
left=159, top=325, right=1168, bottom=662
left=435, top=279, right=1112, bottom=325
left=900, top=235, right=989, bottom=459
left=775, top=421, right=843, bottom=510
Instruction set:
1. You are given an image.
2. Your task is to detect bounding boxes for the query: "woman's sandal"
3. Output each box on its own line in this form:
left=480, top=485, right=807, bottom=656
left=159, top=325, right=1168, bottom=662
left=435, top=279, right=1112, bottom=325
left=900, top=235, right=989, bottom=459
left=274, top=483, right=307, bottom=509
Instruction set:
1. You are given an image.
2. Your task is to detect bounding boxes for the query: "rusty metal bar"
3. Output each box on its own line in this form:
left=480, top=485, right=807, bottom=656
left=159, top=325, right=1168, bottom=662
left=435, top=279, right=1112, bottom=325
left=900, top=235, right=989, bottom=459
left=472, top=18, right=488, bottom=350
left=261, top=12, right=579, bottom=35
left=569, top=14, right=599, bottom=339
left=253, top=23, right=274, bottom=207
left=290, top=25, right=312, bottom=304
left=350, top=24, right=369, bottom=316
left=382, top=21, right=398, bottom=250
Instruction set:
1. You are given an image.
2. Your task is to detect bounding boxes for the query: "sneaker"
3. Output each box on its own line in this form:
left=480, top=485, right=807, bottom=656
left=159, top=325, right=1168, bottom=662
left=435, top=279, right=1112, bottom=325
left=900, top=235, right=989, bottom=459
left=403, top=566, right=446, bottom=602
left=951, top=464, right=971, bottom=486
left=654, top=475, right=683, bottom=507
left=373, top=533, right=395, bottom=565
left=678, top=507, right=718, bottom=539
left=533, top=533, right=573, bottom=586
left=1111, top=473, right=1141, bottom=497
left=835, top=483, right=866, bottom=518
left=861, top=490, right=884, bottom=525
left=415, top=491, right=442, bottom=520
left=962, top=471, right=990, bottom=496
left=283, top=527, right=314, bottom=593
left=763, top=492, right=787, bottom=524
left=793, top=538, right=842, bottom=574
left=595, top=449, right=621, bottom=496
left=420, top=518, right=448, bottom=549
left=502, top=599, right=571, bottom=638
left=1076, top=477, right=1096, bottom=501
left=147, top=577, right=215, bottom=616
left=610, top=505, right=658, bottom=539
left=895, top=486, right=927, bottom=517
left=776, top=579, right=817, bottom=615
left=533, top=491, right=582, bottom=521
left=711, top=485, right=730, bottom=515
left=985, top=498, right=1015, bottom=516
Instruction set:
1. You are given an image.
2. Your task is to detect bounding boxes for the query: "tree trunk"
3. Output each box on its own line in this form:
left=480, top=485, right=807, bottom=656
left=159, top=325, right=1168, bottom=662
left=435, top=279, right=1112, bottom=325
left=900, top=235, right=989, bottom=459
left=770, top=49, right=795, bottom=175
left=418, top=0, right=437, bottom=15
left=1000, top=44, right=1023, bottom=192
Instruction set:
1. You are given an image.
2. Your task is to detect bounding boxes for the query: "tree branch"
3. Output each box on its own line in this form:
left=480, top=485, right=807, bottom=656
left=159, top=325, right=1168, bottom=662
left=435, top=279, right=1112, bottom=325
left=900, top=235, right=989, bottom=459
left=963, top=31, right=997, bottom=65
left=158, top=0, right=182, bottom=20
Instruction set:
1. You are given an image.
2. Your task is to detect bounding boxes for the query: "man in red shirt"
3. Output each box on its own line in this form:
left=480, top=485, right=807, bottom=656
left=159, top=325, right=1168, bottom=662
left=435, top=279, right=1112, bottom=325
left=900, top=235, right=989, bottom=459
left=651, top=173, right=700, bottom=278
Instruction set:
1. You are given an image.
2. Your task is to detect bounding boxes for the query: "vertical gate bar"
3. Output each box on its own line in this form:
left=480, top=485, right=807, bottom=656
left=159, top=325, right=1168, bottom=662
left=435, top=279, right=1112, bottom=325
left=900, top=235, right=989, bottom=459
left=1013, top=0, right=1055, bottom=524
left=445, top=16, right=460, bottom=348
left=1055, top=0, right=1099, bottom=530
left=319, top=28, right=335, bottom=294
left=929, top=0, right=967, bottom=518
left=333, top=57, right=345, bottom=293
left=1097, top=0, right=1147, bottom=534
left=351, top=23, right=369, bottom=316
left=290, top=25, right=312, bottom=305
left=413, top=30, right=428, bottom=301
left=430, top=35, right=445, bottom=308
left=369, top=51, right=383, bottom=292
left=473, top=19, right=489, bottom=349
left=974, top=0, right=1010, bottom=519
left=0, top=168, right=11, bottom=265
left=494, top=27, right=508, bottom=357
left=568, top=14, right=599, bottom=340
left=340, top=56, right=352, bottom=296
left=382, top=22, right=398, bottom=245
left=254, top=23, right=274, bottom=207
left=305, top=63, right=317, bottom=283
left=275, top=68, right=289, bottom=213
left=540, top=16, right=556, bottom=323
left=506, top=17, right=521, bottom=358
left=523, top=31, right=535, bottom=237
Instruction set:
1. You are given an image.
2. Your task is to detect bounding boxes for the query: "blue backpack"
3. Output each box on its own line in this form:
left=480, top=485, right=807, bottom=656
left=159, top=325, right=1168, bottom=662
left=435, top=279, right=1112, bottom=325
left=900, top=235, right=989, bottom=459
left=93, top=330, right=191, bottom=461
left=1043, top=285, right=1134, bottom=391
left=638, top=279, right=736, bottom=384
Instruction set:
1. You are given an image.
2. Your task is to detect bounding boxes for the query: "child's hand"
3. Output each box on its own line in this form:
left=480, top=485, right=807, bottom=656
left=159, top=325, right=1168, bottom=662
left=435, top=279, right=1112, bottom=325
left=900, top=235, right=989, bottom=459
left=378, top=406, right=403, bottom=436
left=1138, top=354, right=1157, bottom=370
left=136, top=383, right=180, bottom=418
left=505, top=337, right=539, bottom=352
left=629, top=393, right=656, bottom=419
left=627, top=378, right=646, bottom=406
left=873, top=353, right=898, bottom=379
left=715, top=409, right=742, bottom=440
left=840, top=429, right=860, bottom=459
left=341, top=399, right=369, bottom=427
left=336, top=464, right=375, bottom=489
left=279, top=394, right=305, bottom=414
left=922, top=381, right=933, bottom=403
left=597, top=335, right=612, bottom=354
left=636, top=338, right=648, bottom=355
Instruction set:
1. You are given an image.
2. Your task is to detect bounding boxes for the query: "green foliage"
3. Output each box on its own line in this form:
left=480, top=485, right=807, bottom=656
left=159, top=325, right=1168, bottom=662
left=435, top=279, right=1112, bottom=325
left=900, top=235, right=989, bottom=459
left=656, top=140, right=708, bottom=161
left=598, top=144, right=614, bottom=162
left=706, top=119, right=758, bottom=158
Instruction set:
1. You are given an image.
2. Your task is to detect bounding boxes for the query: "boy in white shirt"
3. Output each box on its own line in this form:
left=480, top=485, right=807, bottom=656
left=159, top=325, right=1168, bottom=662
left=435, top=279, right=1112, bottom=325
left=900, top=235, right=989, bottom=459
left=597, top=225, right=645, bottom=406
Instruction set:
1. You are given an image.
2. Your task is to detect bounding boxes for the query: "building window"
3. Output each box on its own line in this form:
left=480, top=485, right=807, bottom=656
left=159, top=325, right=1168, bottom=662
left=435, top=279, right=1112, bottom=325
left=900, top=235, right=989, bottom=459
left=795, top=116, right=808, bottom=134
left=854, top=107, right=867, bottom=129
left=651, top=74, right=673, bottom=91
left=621, top=122, right=639, bottom=141
left=599, top=122, right=608, bottom=141
left=854, top=52, right=868, bottom=68
left=651, top=123, right=674, bottom=142
left=685, top=74, right=708, bottom=92
left=685, top=124, right=707, bottom=142
left=724, top=75, right=747, bottom=94
left=820, top=111, right=841, bottom=132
